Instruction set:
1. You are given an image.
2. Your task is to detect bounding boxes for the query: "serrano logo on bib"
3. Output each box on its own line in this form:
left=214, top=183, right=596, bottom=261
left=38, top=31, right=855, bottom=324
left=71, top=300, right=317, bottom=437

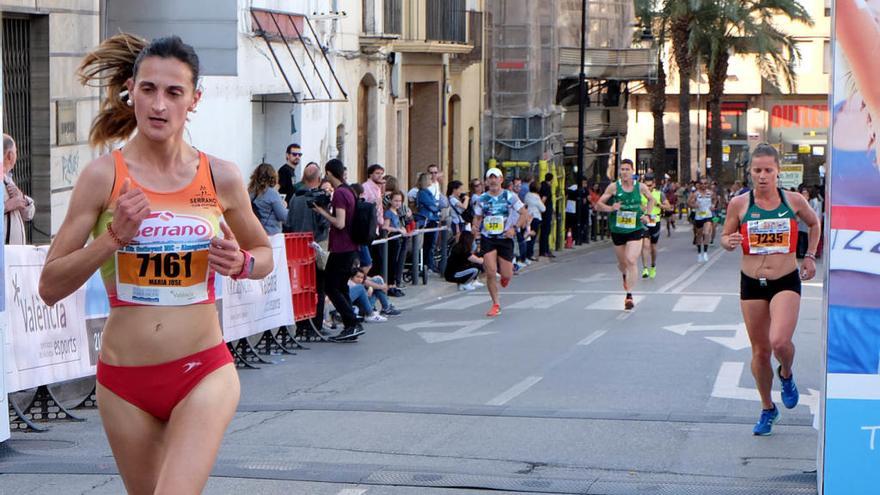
left=132, top=211, right=214, bottom=244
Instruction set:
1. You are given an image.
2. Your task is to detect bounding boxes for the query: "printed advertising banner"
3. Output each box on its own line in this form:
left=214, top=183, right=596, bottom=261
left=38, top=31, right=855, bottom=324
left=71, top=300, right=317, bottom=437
left=3, top=246, right=93, bottom=393
left=825, top=2, right=880, bottom=492
left=221, top=234, right=294, bottom=342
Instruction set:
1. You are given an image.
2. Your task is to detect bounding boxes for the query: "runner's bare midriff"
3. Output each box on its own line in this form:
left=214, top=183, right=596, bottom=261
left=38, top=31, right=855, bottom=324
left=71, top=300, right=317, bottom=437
left=741, top=252, right=798, bottom=280
left=100, top=304, right=223, bottom=366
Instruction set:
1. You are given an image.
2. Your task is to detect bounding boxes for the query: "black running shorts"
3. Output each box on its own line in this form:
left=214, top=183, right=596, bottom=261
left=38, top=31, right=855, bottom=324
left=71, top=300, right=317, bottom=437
left=611, top=230, right=644, bottom=246
left=740, top=270, right=802, bottom=301
left=480, top=236, right=515, bottom=262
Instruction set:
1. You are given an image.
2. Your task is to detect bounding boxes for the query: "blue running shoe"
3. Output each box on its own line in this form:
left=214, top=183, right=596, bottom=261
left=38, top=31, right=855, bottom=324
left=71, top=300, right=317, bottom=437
left=778, top=365, right=799, bottom=409
left=753, top=405, right=779, bottom=436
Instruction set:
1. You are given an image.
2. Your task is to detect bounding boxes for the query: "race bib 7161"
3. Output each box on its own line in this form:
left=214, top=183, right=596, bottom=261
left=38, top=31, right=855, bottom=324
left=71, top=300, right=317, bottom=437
left=115, top=241, right=211, bottom=305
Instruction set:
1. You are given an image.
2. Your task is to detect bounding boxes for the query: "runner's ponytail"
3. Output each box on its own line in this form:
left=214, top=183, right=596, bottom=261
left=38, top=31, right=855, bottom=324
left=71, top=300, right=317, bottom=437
left=78, top=33, right=148, bottom=148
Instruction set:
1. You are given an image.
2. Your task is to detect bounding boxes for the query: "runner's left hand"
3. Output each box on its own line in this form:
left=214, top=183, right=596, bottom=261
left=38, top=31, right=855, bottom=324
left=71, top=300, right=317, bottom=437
left=800, top=257, right=816, bottom=281
left=209, top=222, right=245, bottom=276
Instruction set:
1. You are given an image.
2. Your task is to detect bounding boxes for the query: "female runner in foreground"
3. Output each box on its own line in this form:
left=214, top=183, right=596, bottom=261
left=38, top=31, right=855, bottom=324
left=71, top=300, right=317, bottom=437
left=39, top=34, right=272, bottom=493
left=721, top=143, right=819, bottom=435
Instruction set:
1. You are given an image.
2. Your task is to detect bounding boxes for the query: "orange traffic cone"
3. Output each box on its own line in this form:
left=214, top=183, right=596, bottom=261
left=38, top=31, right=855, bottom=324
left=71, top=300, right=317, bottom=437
left=565, top=229, right=574, bottom=249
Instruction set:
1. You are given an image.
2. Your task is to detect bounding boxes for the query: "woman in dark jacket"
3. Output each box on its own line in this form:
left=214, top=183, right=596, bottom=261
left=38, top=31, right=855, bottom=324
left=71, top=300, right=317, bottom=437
left=248, top=163, right=288, bottom=235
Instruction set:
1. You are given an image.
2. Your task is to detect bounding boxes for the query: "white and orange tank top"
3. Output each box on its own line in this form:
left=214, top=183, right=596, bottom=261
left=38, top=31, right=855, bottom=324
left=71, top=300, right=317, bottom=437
left=93, top=150, right=224, bottom=307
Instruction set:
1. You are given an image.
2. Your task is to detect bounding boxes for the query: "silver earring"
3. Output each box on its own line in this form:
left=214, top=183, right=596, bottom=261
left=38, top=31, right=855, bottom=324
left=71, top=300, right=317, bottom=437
left=126, top=99, right=133, bottom=107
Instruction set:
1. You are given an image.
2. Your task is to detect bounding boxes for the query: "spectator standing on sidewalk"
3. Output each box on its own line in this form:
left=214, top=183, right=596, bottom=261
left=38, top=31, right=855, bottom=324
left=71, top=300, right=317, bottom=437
left=539, top=173, right=556, bottom=258
left=447, top=180, right=468, bottom=239
left=362, top=163, right=386, bottom=274
left=524, top=181, right=544, bottom=261
left=248, top=163, right=288, bottom=235
left=311, top=159, right=363, bottom=342
left=414, top=172, right=440, bottom=273
left=3, top=134, right=35, bottom=245
left=278, top=143, right=301, bottom=204
left=383, top=190, right=407, bottom=297
left=286, top=162, right=330, bottom=335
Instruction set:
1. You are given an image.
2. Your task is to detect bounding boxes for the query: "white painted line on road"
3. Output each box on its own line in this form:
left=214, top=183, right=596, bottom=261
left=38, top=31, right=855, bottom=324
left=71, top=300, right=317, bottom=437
left=586, top=294, right=644, bottom=310
left=578, top=330, right=607, bottom=346
left=658, top=259, right=704, bottom=293
left=712, top=361, right=819, bottom=417
left=337, top=489, right=368, bottom=495
left=616, top=311, right=633, bottom=320
left=803, top=281, right=824, bottom=287
left=487, top=376, right=543, bottom=406
left=672, top=295, right=722, bottom=313
left=507, top=295, right=574, bottom=309
left=669, top=249, right=725, bottom=293
left=426, top=296, right=491, bottom=310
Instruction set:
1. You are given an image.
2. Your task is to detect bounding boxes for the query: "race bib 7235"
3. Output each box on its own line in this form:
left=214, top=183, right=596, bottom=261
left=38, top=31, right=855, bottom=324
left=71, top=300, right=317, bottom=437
left=115, top=241, right=211, bottom=305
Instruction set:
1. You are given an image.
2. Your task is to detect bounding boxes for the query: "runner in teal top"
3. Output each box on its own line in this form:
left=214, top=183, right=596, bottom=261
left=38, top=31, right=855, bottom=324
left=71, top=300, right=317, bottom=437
left=595, top=159, right=655, bottom=310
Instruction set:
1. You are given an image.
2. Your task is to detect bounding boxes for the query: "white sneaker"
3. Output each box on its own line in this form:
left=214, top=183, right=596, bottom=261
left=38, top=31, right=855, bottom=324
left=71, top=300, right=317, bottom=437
left=459, top=283, right=476, bottom=291
left=702, top=252, right=710, bottom=262
left=365, top=312, right=387, bottom=323
left=473, top=280, right=485, bottom=288
left=697, top=253, right=703, bottom=263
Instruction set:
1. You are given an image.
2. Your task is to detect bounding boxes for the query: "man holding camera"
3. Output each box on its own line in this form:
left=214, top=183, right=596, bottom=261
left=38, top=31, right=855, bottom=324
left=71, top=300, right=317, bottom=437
left=311, top=159, right=364, bottom=341
left=286, top=163, right=330, bottom=336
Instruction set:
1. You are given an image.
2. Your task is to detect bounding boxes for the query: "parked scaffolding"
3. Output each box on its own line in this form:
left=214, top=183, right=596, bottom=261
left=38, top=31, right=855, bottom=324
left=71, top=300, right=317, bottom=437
left=485, top=0, right=563, bottom=166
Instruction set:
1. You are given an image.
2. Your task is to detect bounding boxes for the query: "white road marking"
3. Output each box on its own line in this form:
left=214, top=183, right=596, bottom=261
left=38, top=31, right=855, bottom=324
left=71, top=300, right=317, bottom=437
left=803, top=281, right=824, bottom=288
left=578, top=330, right=607, bottom=346
left=658, top=260, right=704, bottom=293
left=426, top=296, right=491, bottom=310
left=507, top=295, right=574, bottom=309
left=663, top=322, right=743, bottom=335
left=337, top=489, right=368, bottom=495
left=573, top=273, right=615, bottom=283
left=616, top=311, right=633, bottom=320
left=668, top=249, right=725, bottom=293
left=672, top=295, right=722, bottom=313
left=711, top=361, right=819, bottom=417
left=398, top=320, right=497, bottom=343
left=705, top=324, right=751, bottom=350
left=487, top=376, right=543, bottom=406
left=586, top=294, right=645, bottom=310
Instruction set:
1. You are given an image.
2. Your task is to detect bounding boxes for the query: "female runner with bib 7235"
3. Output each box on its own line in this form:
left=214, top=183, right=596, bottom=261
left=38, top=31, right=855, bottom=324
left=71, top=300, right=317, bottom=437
left=721, top=143, right=820, bottom=436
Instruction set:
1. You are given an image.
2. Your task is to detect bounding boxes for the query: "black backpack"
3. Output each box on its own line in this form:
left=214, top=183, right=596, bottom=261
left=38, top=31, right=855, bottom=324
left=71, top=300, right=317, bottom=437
left=349, top=191, right=379, bottom=246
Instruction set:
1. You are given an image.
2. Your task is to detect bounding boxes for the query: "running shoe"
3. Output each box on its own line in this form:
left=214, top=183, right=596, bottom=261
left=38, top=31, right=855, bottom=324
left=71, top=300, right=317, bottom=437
left=381, top=306, right=402, bottom=317
left=649, top=267, right=656, bottom=279
left=330, top=325, right=365, bottom=342
left=486, top=304, right=501, bottom=317
left=624, top=295, right=634, bottom=310
left=702, top=252, right=710, bottom=262
left=778, top=366, right=800, bottom=409
left=697, top=253, right=703, bottom=263
left=364, top=312, right=387, bottom=323
left=500, top=277, right=511, bottom=288
left=753, top=405, right=779, bottom=436
left=388, top=287, right=406, bottom=297
left=642, top=268, right=649, bottom=279
left=459, top=282, right=476, bottom=292
left=473, top=280, right=485, bottom=288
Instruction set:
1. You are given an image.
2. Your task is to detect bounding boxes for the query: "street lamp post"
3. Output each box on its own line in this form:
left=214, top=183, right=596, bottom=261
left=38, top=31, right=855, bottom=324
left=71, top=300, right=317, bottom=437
left=576, top=0, right=587, bottom=244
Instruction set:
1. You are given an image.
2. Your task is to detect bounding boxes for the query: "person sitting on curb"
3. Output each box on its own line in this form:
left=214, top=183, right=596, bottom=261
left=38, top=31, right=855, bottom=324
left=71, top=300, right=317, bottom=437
left=444, top=230, right=484, bottom=291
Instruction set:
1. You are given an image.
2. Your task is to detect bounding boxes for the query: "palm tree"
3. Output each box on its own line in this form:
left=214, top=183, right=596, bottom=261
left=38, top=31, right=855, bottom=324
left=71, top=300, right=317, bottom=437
left=669, top=0, right=704, bottom=183
left=635, top=0, right=669, bottom=178
left=694, top=0, right=812, bottom=181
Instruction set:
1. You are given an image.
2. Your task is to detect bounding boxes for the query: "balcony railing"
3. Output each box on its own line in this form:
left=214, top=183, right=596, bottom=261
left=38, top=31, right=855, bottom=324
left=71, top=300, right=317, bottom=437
left=427, top=0, right=466, bottom=43
left=558, top=47, right=657, bottom=81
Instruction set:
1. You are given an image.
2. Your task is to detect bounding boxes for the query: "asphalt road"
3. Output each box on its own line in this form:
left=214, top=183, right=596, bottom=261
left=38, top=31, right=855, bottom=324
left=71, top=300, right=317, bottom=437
left=0, top=224, right=824, bottom=494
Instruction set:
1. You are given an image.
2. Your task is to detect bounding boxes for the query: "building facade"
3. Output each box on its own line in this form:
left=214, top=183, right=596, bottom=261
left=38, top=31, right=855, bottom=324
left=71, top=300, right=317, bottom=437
left=1, top=0, right=102, bottom=243
left=623, top=0, right=830, bottom=184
